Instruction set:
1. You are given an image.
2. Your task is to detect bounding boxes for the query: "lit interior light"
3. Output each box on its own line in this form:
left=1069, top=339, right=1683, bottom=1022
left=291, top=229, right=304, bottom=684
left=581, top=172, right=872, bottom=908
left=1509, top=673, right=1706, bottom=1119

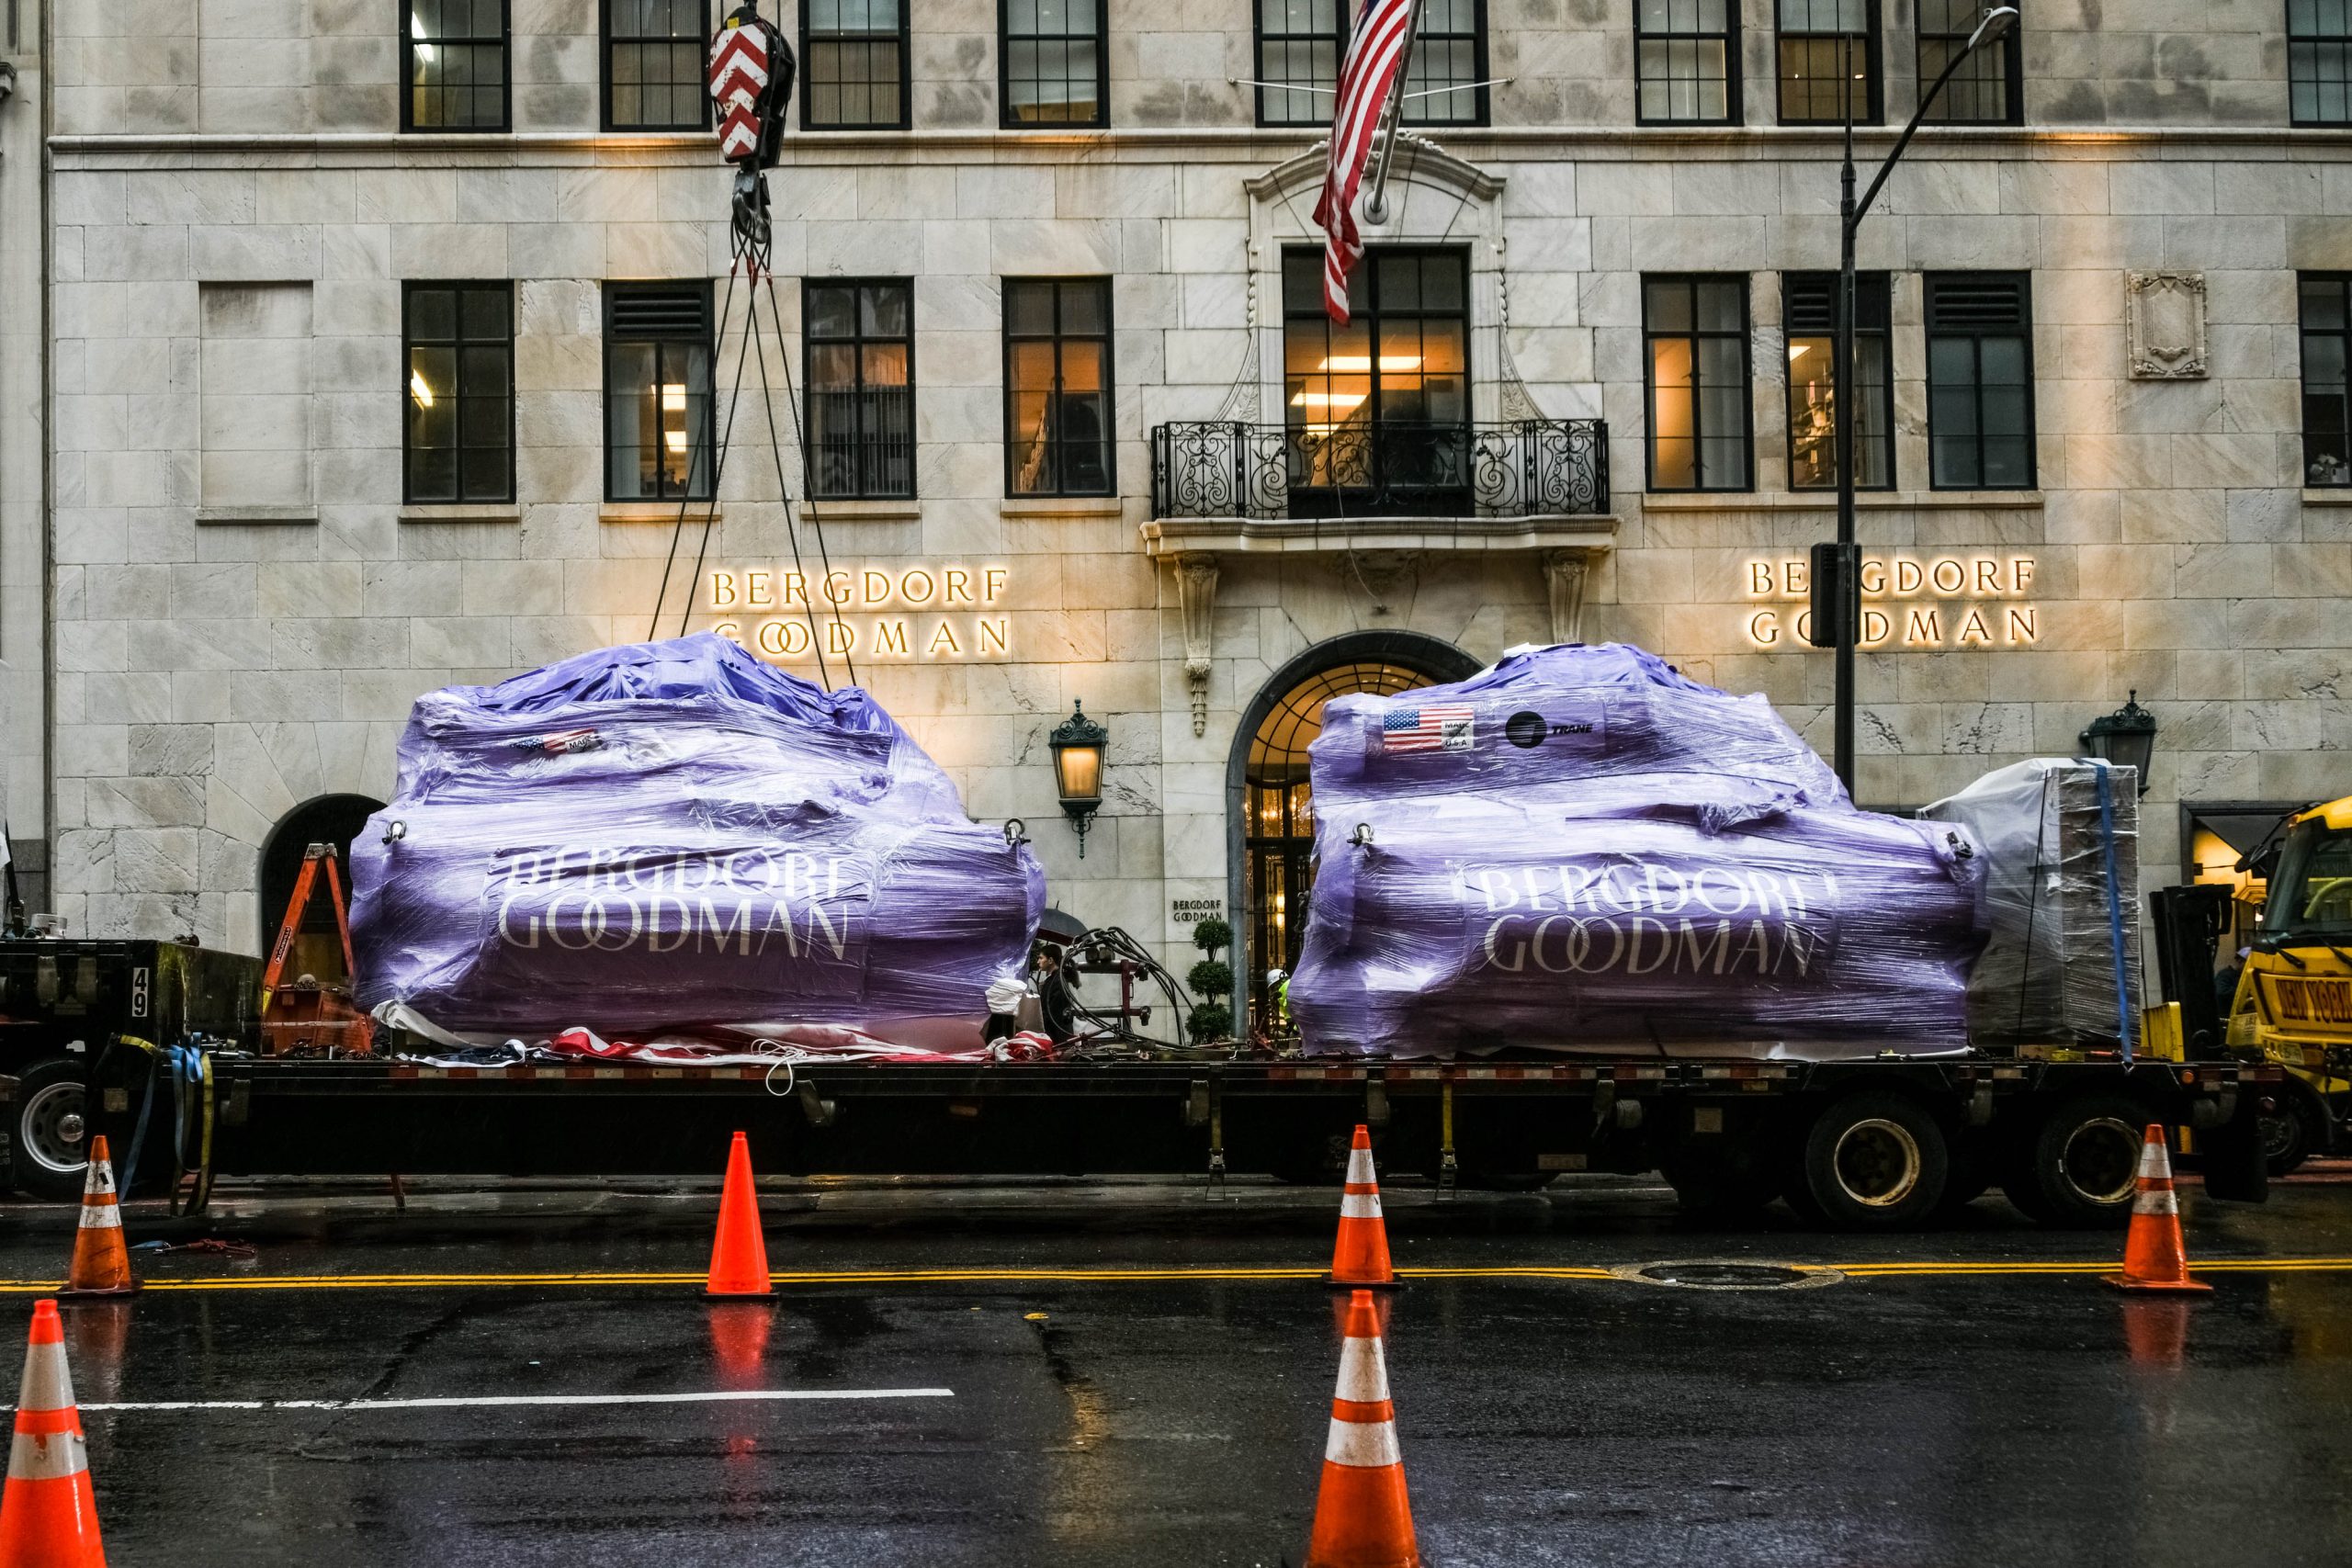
left=1789, top=344, right=1810, bottom=361
left=410, top=12, right=434, bottom=62
left=1318, top=355, right=1423, bottom=372
left=661, top=382, right=687, bottom=411
left=665, top=430, right=688, bottom=453
left=409, top=371, right=435, bottom=407
left=1291, top=390, right=1369, bottom=412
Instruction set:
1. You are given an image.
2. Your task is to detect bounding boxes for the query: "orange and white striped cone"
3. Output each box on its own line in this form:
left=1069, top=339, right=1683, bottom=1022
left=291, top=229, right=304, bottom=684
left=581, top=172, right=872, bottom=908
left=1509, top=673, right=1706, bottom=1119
left=57, top=1139, right=136, bottom=1303
left=0, top=1300, right=107, bottom=1567
left=702, top=1132, right=775, bottom=1302
left=1303, top=1289, right=1419, bottom=1568
left=1327, top=1125, right=1396, bottom=1289
left=2103, top=1124, right=2212, bottom=1294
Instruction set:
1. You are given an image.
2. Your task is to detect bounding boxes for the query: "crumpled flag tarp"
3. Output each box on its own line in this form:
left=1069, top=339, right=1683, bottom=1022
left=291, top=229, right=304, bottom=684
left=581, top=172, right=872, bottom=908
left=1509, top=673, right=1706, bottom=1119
left=1290, top=643, right=1989, bottom=1058
left=349, top=634, right=1044, bottom=1043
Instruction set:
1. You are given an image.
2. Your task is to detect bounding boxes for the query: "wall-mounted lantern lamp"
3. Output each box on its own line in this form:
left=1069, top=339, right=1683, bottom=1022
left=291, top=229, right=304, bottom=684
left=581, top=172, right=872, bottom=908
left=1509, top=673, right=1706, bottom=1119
left=1049, top=700, right=1109, bottom=857
left=2079, top=692, right=2157, bottom=795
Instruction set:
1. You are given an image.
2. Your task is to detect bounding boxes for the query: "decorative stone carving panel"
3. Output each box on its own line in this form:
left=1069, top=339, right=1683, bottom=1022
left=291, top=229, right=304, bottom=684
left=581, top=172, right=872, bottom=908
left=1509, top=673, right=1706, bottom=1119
left=2126, top=271, right=2207, bottom=380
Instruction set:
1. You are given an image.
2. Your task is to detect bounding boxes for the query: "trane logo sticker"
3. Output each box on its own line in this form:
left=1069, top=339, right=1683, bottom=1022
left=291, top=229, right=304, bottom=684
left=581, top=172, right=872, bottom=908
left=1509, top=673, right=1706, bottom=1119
left=2272, top=975, right=2352, bottom=1026
left=1461, top=862, right=1839, bottom=980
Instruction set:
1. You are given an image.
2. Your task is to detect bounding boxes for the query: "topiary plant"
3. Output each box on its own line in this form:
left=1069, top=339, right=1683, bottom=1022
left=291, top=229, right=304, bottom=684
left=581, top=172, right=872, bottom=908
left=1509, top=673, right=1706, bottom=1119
left=1192, top=916, right=1232, bottom=958
left=1186, top=1001, right=1233, bottom=1043
left=1187, top=958, right=1233, bottom=1000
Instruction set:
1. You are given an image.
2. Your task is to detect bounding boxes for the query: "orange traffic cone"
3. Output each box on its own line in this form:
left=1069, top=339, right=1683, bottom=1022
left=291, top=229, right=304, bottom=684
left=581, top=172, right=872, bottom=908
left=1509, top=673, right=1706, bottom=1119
left=2104, top=1124, right=2211, bottom=1294
left=57, top=1139, right=136, bottom=1302
left=1303, top=1290, right=1419, bottom=1568
left=702, top=1132, right=775, bottom=1301
left=1328, top=1125, right=1396, bottom=1288
left=0, top=1300, right=107, bottom=1567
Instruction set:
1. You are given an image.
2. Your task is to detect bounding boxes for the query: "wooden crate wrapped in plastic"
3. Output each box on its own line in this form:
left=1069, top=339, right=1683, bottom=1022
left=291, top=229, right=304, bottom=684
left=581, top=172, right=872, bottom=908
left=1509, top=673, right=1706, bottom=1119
left=1289, top=644, right=1989, bottom=1059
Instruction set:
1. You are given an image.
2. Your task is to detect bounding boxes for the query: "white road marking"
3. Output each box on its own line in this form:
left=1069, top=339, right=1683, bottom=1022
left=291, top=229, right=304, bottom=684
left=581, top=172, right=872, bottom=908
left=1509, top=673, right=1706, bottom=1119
left=31, top=1388, right=954, bottom=1414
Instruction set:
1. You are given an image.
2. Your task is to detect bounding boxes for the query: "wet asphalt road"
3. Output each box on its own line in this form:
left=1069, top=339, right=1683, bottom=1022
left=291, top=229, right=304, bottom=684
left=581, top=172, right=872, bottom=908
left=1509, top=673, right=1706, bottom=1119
left=1, top=1171, right=2348, bottom=1567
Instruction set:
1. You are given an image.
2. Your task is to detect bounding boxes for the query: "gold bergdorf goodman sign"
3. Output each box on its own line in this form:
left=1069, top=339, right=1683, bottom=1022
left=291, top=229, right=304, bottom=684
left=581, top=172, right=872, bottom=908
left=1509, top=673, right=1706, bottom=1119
left=708, top=564, right=1012, bottom=661
left=1743, top=553, right=2042, bottom=649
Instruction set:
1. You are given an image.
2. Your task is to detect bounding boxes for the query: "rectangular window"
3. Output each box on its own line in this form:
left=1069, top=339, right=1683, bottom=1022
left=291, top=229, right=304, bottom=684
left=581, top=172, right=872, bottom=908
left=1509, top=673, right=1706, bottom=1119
left=1776, top=0, right=1876, bottom=126
left=1004, top=278, right=1114, bottom=497
left=1402, top=0, right=1487, bottom=126
left=1256, top=0, right=1345, bottom=128
left=404, top=0, right=510, bottom=132
left=1643, top=276, right=1751, bottom=491
left=1636, top=0, right=1739, bottom=126
left=1281, top=247, right=1471, bottom=515
left=605, top=0, right=707, bottom=130
left=1917, top=0, right=2018, bottom=125
left=405, top=282, right=514, bottom=504
left=605, top=282, right=714, bottom=503
left=1926, top=272, right=2035, bottom=491
left=1784, top=272, right=1893, bottom=491
left=1001, top=0, right=1106, bottom=128
left=2290, top=0, right=2352, bottom=126
left=807, top=279, right=915, bottom=499
left=804, top=0, right=909, bottom=130
left=2300, top=275, right=2352, bottom=486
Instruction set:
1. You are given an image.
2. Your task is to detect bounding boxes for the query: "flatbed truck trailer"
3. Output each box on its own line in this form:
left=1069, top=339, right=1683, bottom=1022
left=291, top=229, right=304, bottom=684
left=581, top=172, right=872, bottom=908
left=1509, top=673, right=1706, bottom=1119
left=0, top=937, right=2278, bottom=1230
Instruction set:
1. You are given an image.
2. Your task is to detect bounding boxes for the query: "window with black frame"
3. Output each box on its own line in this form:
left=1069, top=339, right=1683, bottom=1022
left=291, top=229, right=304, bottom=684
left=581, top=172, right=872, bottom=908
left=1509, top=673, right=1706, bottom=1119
left=405, top=0, right=509, bottom=131
left=1643, top=276, right=1751, bottom=491
left=605, top=0, right=707, bottom=130
left=604, top=282, right=714, bottom=502
left=1776, top=0, right=1875, bottom=125
left=1636, top=0, right=1739, bottom=126
left=1257, top=0, right=1345, bottom=127
left=1926, top=272, right=2035, bottom=490
left=2300, top=275, right=2352, bottom=487
left=2291, top=1, right=2352, bottom=126
left=807, top=279, right=915, bottom=499
left=1005, top=278, right=1114, bottom=497
left=1917, top=0, right=2018, bottom=124
left=1402, top=0, right=1487, bottom=125
left=1002, top=0, right=1106, bottom=127
left=405, top=283, right=514, bottom=503
left=1281, top=248, right=1470, bottom=516
left=805, top=0, right=909, bottom=129
left=1785, top=272, right=1894, bottom=491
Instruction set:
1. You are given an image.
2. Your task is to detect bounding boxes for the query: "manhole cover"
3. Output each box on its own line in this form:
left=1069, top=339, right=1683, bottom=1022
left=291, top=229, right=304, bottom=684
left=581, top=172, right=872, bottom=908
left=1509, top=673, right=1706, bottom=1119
left=1609, top=1259, right=1844, bottom=1292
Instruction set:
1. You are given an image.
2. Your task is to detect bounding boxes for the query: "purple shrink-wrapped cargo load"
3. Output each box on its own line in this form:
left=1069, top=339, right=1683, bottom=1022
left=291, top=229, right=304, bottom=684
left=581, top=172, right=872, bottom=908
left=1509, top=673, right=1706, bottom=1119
left=1290, top=644, right=1987, bottom=1058
left=348, top=635, right=1044, bottom=1043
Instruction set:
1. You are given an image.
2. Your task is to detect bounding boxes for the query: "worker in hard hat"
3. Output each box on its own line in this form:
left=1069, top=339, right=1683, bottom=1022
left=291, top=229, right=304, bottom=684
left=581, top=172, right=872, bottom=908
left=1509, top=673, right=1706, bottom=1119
left=1266, top=966, right=1290, bottom=1032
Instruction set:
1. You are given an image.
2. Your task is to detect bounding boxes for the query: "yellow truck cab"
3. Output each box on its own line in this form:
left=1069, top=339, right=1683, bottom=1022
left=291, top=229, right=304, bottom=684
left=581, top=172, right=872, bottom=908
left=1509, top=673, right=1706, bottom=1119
left=2225, top=795, right=2352, bottom=1169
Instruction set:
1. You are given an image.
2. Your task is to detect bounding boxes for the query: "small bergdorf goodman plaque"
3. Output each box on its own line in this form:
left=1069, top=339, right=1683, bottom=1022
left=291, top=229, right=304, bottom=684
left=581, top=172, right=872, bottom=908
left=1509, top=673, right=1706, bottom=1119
left=2127, top=271, right=2208, bottom=379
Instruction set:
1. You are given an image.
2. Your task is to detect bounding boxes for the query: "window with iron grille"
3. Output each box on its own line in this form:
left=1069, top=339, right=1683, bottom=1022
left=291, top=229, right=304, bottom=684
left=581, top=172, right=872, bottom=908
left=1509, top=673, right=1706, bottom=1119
left=1403, top=0, right=1487, bottom=126
left=1004, top=279, right=1114, bottom=496
left=805, top=0, right=909, bottom=130
left=2290, top=0, right=2352, bottom=126
left=1785, top=273, right=1894, bottom=490
left=1926, top=273, right=2035, bottom=491
left=1776, top=0, right=1876, bottom=126
left=605, top=0, right=708, bottom=130
left=605, top=282, right=715, bottom=503
left=1643, top=276, right=1752, bottom=491
left=404, top=0, right=510, bottom=132
left=404, top=283, right=514, bottom=503
left=1636, top=0, right=1739, bottom=126
left=1256, top=0, right=1345, bottom=128
left=807, top=280, right=915, bottom=500
left=1917, top=0, right=2018, bottom=125
left=2300, top=276, right=2352, bottom=487
left=1001, top=0, right=1106, bottom=128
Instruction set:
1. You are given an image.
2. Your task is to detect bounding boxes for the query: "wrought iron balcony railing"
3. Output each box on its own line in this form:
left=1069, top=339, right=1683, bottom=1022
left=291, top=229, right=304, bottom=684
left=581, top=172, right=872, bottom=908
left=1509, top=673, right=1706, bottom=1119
left=1150, top=419, right=1610, bottom=522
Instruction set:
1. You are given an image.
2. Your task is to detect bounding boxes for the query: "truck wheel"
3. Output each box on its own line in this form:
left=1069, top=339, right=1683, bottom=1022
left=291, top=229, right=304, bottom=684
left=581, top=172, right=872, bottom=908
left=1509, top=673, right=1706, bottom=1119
left=2258, top=1086, right=2326, bottom=1177
left=2010, top=1093, right=2148, bottom=1228
left=11, top=1058, right=94, bottom=1202
left=1793, top=1090, right=1950, bottom=1230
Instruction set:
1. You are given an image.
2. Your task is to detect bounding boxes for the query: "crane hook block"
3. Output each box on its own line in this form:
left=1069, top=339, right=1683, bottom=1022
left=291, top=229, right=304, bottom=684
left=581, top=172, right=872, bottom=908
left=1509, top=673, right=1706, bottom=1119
left=708, top=2, right=795, bottom=171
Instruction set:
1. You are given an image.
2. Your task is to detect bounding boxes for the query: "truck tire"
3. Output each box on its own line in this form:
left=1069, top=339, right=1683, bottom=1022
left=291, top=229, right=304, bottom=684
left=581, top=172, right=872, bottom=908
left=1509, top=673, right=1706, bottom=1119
left=2006, top=1092, right=2148, bottom=1228
left=2259, top=1084, right=2328, bottom=1177
left=1792, top=1090, right=1950, bottom=1231
left=11, top=1058, right=94, bottom=1202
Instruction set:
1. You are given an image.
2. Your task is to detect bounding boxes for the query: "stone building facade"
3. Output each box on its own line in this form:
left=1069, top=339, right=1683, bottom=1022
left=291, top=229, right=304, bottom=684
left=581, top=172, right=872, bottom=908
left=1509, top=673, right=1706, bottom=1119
left=28, top=0, right=2352, bottom=1025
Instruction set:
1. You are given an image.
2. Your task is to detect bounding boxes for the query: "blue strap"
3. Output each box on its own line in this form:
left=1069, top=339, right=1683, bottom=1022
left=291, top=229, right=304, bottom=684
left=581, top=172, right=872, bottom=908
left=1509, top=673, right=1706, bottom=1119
left=2095, top=764, right=2133, bottom=1061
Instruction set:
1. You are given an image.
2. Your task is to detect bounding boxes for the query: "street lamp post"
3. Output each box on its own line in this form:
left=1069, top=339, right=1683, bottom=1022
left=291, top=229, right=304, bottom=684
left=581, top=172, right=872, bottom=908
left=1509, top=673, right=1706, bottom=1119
left=1823, top=6, right=2018, bottom=797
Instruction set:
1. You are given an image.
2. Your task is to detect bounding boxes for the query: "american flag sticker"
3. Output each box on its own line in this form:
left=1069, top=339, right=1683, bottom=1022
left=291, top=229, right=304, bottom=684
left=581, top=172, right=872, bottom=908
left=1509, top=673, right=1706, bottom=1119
left=1383, top=705, right=1476, bottom=753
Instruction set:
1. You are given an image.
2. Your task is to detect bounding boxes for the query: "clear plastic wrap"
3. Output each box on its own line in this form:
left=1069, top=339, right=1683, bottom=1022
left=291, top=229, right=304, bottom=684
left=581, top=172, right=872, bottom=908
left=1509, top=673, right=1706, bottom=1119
left=1918, top=758, right=2142, bottom=1051
left=348, top=634, right=1045, bottom=1043
left=1290, top=644, right=1988, bottom=1058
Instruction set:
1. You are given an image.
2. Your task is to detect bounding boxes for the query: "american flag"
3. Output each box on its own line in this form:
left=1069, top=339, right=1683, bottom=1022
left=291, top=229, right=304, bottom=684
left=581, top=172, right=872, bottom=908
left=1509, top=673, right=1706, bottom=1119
left=1312, top=0, right=1417, bottom=325
left=1382, top=704, right=1476, bottom=753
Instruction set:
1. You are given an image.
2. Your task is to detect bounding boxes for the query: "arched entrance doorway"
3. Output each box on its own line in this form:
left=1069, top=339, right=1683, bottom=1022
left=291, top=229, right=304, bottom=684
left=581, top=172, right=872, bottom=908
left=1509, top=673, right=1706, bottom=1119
left=257, top=794, right=385, bottom=954
left=1227, top=631, right=1481, bottom=1035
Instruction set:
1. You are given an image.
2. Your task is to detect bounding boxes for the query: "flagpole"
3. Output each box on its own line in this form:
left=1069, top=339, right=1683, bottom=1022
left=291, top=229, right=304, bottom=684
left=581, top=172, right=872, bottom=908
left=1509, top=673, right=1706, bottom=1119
left=1359, top=0, right=1424, bottom=226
